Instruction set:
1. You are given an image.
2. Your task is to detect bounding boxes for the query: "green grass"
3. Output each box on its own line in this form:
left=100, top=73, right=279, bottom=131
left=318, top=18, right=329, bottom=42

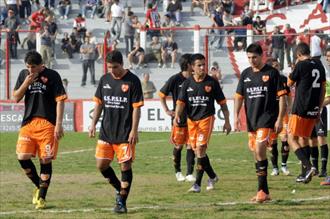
left=0, top=132, right=329, bottom=219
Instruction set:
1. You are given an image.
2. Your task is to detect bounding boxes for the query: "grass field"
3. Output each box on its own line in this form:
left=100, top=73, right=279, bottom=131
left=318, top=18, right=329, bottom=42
left=0, top=131, right=329, bottom=219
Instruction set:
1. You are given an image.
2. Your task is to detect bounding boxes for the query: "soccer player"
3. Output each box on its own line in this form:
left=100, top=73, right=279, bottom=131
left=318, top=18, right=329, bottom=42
left=13, top=51, right=67, bottom=209
left=89, top=51, right=143, bottom=214
left=287, top=42, right=326, bottom=184
left=174, top=53, right=231, bottom=193
left=266, top=58, right=292, bottom=176
left=234, top=43, right=287, bottom=203
left=159, top=53, right=196, bottom=182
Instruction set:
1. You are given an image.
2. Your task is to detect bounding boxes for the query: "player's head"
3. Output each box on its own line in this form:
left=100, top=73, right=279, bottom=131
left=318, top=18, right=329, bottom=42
left=295, top=42, right=310, bottom=60
left=325, top=47, right=330, bottom=65
left=179, top=53, right=192, bottom=72
left=266, top=58, right=280, bottom=71
left=246, top=43, right=263, bottom=69
left=190, top=53, right=206, bottom=77
left=24, top=51, right=44, bottom=74
left=106, top=51, right=124, bottom=77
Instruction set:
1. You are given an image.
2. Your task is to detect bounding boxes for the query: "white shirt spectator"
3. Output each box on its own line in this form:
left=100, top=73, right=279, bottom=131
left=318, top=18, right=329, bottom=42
left=111, top=3, right=124, bottom=18
left=310, top=34, right=322, bottom=57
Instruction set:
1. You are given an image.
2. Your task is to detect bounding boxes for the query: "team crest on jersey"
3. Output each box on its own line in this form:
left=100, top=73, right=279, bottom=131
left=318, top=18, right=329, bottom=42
left=40, top=76, right=48, bottom=83
left=204, top=85, right=212, bottom=93
left=121, top=84, right=129, bottom=92
left=262, top=75, right=269, bottom=82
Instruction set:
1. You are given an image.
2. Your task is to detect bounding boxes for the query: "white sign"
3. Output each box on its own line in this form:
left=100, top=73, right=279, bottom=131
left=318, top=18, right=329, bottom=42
left=82, top=100, right=235, bottom=132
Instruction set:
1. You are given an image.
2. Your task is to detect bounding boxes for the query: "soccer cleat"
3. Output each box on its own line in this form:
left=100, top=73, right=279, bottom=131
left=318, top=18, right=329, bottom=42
left=32, top=188, right=39, bottom=205
left=185, top=174, right=196, bottom=182
left=253, top=190, right=271, bottom=203
left=312, top=169, right=319, bottom=176
left=271, top=168, right=279, bottom=176
left=175, top=172, right=186, bottom=182
left=320, top=176, right=330, bottom=186
left=35, top=198, right=46, bottom=209
left=296, top=174, right=305, bottom=183
left=188, top=184, right=201, bottom=193
left=281, top=166, right=290, bottom=176
left=319, top=169, right=327, bottom=177
left=206, top=176, right=219, bottom=191
left=302, top=167, right=316, bottom=184
left=113, top=193, right=127, bottom=214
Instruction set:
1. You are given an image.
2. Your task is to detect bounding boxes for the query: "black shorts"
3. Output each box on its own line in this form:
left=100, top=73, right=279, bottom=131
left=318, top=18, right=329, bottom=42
left=311, top=107, right=328, bottom=137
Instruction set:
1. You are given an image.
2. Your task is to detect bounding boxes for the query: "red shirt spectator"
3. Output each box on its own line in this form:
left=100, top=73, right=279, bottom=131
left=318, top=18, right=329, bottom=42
left=284, top=25, right=297, bottom=45
left=29, top=8, right=46, bottom=31
left=297, top=29, right=311, bottom=45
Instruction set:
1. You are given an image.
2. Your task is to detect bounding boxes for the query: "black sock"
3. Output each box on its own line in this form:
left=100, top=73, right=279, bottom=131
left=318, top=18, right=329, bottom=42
left=39, top=163, right=52, bottom=200
left=270, top=143, right=278, bottom=169
left=101, top=166, right=121, bottom=192
left=173, top=148, right=182, bottom=173
left=18, top=159, right=40, bottom=188
left=257, top=160, right=269, bottom=194
left=186, top=149, right=195, bottom=175
left=281, top=141, right=289, bottom=166
left=201, top=155, right=216, bottom=179
left=310, top=147, right=319, bottom=170
left=320, top=144, right=328, bottom=171
left=295, top=148, right=312, bottom=171
left=195, top=158, right=204, bottom=186
left=120, top=169, right=133, bottom=203
left=302, top=145, right=311, bottom=161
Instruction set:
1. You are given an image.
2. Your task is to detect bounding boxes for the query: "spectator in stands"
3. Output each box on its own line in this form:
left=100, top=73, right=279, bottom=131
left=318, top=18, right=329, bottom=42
left=128, top=41, right=146, bottom=69
left=73, top=14, right=87, bottom=40
left=4, top=8, right=21, bottom=59
left=145, top=2, right=161, bottom=38
left=210, top=5, right=225, bottom=50
left=142, top=72, right=157, bottom=99
left=283, top=23, right=297, bottom=67
left=161, top=35, right=178, bottom=68
left=82, top=0, right=99, bottom=19
left=40, top=25, right=53, bottom=68
left=221, top=0, right=235, bottom=15
left=62, top=78, right=69, bottom=93
left=21, top=26, right=37, bottom=51
left=209, top=61, right=222, bottom=84
left=124, top=11, right=136, bottom=56
left=310, top=30, right=326, bottom=59
left=241, top=10, right=253, bottom=26
left=102, top=0, right=113, bottom=22
left=252, top=16, right=266, bottom=36
left=203, top=0, right=213, bottom=16
left=44, top=0, right=55, bottom=9
left=146, top=35, right=162, bottom=67
left=190, top=0, right=203, bottom=15
left=80, top=35, right=96, bottom=86
left=29, top=7, right=46, bottom=31
left=58, top=0, right=71, bottom=19
left=233, top=20, right=247, bottom=51
left=161, top=13, right=175, bottom=39
left=222, top=9, right=235, bottom=33
left=109, top=0, right=125, bottom=43
left=269, top=25, right=285, bottom=70
left=297, top=28, right=311, bottom=46
left=44, top=6, right=55, bottom=19
left=45, top=16, right=58, bottom=58
left=70, top=29, right=83, bottom=53
left=61, top=32, right=74, bottom=58
left=4, top=0, right=20, bottom=16
left=241, top=3, right=251, bottom=19
left=166, top=0, right=182, bottom=26
left=19, top=0, right=32, bottom=24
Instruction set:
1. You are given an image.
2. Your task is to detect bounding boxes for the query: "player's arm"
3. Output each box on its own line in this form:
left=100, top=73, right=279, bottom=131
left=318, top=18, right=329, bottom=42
left=13, top=72, right=38, bottom=103
left=89, top=101, right=102, bottom=138
left=318, top=82, right=326, bottom=114
left=323, top=96, right=330, bottom=107
left=275, top=95, right=286, bottom=134
left=174, top=101, right=185, bottom=126
left=159, top=92, right=174, bottom=117
left=54, top=100, right=65, bottom=141
left=128, top=107, right=141, bottom=145
left=220, top=103, right=231, bottom=135
left=234, top=94, right=243, bottom=131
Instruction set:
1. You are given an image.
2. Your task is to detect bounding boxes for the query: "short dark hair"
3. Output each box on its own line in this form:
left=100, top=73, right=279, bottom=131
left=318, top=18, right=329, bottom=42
left=179, top=53, right=192, bottom=71
left=24, top=51, right=43, bottom=65
left=106, top=50, right=123, bottom=65
left=128, top=11, right=134, bottom=17
left=190, top=53, right=205, bottom=65
left=326, top=46, right=330, bottom=53
left=246, top=43, right=263, bottom=55
left=295, top=42, right=310, bottom=56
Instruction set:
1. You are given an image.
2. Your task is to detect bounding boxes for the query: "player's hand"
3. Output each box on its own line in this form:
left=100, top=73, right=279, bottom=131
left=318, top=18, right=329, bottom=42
left=88, top=125, right=96, bottom=138
left=54, top=124, right=64, bottom=141
left=23, top=73, right=38, bottom=86
left=173, top=116, right=180, bottom=127
left=234, top=117, right=240, bottom=132
left=128, top=130, right=138, bottom=145
left=166, top=110, right=175, bottom=117
left=274, top=119, right=283, bottom=134
left=223, top=121, right=231, bottom=135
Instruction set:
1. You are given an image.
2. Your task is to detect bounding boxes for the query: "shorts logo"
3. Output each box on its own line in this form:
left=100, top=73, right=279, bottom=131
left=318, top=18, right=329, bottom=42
left=121, top=84, right=129, bottom=92
left=40, top=76, right=48, bottom=84
left=262, top=75, right=269, bottom=82
left=45, top=144, right=51, bottom=156
left=204, top=86, right=212, bottom=93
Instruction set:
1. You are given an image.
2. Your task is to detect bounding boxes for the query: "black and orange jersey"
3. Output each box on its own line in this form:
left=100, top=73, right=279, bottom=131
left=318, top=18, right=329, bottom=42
left=235, top=64, right=286, bottom=132
left=288, top=58, right=326, bottom=118
left=94, top=71, right=144, bottom=144
left=159, top=72, right=188, bottom=126
left=280, top=74, right=290, bottom=96
left=14, top=68, right=67, bottom=126
left=177, top=74, right=226, bottom=121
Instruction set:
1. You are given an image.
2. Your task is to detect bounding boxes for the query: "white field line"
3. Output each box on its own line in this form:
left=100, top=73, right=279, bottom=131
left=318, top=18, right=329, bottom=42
left=1, top=196, right=329, bottom=215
